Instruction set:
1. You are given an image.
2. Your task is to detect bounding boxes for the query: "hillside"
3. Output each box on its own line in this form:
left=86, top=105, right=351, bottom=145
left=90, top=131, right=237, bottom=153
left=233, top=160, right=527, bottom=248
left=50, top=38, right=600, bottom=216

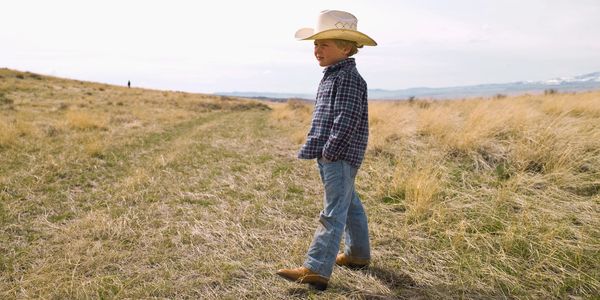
left=1, top=68, right=599, bottom=299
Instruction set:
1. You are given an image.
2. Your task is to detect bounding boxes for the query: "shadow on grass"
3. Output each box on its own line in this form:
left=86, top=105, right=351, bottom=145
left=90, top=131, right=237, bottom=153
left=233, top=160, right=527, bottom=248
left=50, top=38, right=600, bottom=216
left=367, top=266, right=516, bottom=299
left=285, top=266, right=506, bottom=299
left=367, top=266, right=417, bottom=290
left=367, top=266, right=510, bottom=299
left=285, top=266, right=418, bottom=299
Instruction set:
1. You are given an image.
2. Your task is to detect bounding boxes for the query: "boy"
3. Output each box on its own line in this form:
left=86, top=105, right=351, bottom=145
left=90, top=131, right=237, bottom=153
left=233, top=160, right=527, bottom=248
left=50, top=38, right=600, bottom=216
left=276, top=10, right=377, bottom=291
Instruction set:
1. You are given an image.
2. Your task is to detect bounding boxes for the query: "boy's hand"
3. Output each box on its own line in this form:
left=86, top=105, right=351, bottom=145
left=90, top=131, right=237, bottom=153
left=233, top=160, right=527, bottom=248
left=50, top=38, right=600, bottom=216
left=319, top=157, right=333, bottom=163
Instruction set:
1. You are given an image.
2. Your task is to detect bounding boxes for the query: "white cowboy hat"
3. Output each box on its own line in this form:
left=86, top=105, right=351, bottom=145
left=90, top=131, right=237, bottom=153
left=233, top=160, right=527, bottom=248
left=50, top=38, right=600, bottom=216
left=295, top=10, right=377, bottom=47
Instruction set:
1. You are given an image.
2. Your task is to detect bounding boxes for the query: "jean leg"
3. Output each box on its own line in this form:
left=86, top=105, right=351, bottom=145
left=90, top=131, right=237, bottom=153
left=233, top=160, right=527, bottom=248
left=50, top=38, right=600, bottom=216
left=304, top=160, right=357, bottom=278
left=344, top=190, right=371, bottom=260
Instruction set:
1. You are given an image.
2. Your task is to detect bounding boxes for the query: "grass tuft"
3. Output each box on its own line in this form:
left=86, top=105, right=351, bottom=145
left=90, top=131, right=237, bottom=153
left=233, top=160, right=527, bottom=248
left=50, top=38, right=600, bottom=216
left=65, top=110, right=108, bottom=130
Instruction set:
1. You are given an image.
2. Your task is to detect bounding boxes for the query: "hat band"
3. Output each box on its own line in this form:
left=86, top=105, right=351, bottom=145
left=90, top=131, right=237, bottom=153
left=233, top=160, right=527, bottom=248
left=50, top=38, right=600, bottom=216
left=335, top=21, right=356, bottom=29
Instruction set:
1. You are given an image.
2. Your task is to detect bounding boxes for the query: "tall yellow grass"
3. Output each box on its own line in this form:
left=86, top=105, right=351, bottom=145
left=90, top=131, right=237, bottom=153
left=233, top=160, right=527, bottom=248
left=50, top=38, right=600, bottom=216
left=270, top=91, right=600, bottom=298
left=270, top=100, right=313, bottom=145
left=65, top=110, right=108, bottom=130
left=0, top=119, right=17, bottom=147
left=0, top=118, right=34, bottom=148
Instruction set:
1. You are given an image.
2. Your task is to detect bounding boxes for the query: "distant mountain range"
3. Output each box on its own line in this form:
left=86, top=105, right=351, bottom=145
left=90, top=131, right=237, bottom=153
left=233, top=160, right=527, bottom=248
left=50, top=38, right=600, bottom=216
left=217, top=71, right=600, bottom=100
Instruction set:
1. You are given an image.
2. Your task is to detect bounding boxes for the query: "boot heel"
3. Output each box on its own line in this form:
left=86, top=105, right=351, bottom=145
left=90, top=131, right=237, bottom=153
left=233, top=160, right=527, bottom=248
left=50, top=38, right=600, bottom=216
left=309, top=282, right=328, bottom=291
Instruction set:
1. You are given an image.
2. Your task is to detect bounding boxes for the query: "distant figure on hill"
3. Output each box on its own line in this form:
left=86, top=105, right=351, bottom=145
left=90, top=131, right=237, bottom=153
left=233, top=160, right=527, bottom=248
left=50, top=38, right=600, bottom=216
left=127, top=80, right=131, bottom=88
left=276, top=10, right=377, bottom=291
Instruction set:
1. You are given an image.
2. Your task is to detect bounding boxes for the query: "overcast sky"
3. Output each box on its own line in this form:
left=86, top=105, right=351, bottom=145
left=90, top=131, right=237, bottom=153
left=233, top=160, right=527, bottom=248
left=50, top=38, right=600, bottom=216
left=2, top=0, right=600, bottom=94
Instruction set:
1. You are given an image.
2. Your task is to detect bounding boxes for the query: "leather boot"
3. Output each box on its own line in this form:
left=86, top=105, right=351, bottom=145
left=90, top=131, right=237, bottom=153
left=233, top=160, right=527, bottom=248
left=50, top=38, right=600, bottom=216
left=276, top=266, right=329, bottom=291
left=335, top=253, right=370, bottom=269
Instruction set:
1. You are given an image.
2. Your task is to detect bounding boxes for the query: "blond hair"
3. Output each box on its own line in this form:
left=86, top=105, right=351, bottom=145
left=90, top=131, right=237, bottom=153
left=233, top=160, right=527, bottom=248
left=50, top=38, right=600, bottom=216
left=333, top=39, right=362, bottom=57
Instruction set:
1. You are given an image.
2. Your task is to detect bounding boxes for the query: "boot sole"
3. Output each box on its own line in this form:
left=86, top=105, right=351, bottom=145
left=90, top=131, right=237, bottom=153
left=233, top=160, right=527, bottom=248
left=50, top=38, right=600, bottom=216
left=276, top=273, right=329, bottom=291
left=337, top=262, right=369, bottom=270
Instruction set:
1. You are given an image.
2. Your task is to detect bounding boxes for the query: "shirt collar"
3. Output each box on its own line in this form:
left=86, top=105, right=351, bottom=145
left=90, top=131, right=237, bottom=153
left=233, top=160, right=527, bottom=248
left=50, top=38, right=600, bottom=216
left=323, top=58, right=355, bottom=74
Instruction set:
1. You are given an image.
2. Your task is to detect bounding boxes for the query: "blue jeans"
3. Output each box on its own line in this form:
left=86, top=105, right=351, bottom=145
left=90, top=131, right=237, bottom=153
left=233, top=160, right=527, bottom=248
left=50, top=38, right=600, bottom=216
left=303, top=158, right=371, bottom=278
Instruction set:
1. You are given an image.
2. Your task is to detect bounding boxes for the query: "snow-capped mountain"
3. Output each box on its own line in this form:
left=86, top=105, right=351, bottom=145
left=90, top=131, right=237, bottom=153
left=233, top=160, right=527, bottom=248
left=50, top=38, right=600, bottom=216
left=543, top=72, right=600, bottom=85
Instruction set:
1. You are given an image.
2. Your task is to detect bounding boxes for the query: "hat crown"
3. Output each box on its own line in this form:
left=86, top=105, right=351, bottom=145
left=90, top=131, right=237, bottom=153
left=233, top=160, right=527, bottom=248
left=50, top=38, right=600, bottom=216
left=294, top=9, right=377, bottom=46
left=315, top=10, right=358, bottom=33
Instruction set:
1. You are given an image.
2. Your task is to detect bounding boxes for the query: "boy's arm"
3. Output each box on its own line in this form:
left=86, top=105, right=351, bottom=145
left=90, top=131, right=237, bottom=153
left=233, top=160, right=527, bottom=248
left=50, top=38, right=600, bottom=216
left=322, top=74, right=364, bottom=161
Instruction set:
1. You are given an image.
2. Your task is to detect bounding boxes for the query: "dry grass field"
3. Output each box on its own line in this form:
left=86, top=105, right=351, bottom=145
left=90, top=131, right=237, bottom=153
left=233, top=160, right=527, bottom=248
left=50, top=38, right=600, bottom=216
left=1, top=68, right=599, bottom=299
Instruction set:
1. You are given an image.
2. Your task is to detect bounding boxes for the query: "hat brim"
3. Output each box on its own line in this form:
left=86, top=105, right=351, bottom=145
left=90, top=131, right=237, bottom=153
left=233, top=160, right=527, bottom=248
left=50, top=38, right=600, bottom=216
left=295, top=28, right=377, bottom=46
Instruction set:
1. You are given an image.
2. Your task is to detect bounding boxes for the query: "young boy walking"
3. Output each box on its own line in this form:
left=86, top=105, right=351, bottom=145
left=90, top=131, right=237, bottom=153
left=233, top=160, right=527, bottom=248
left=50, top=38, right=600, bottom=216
left=276, top=10, right=377, bottom=291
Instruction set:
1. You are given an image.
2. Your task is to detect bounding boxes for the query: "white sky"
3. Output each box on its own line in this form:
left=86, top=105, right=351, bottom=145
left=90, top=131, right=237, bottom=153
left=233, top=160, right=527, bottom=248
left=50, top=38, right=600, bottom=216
left=2, top=0, right=600, bottom=94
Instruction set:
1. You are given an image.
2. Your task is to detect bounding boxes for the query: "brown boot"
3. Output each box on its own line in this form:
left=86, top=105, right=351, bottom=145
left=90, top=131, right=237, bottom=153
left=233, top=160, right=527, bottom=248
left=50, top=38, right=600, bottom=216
left=275, top=266, right=329, bottom=291
left=335, top=253, right=370, bottom=269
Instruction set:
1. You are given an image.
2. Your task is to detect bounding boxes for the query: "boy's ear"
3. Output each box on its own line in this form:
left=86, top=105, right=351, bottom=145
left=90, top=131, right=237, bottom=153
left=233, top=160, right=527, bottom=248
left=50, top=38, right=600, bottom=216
left=343, top=45, right=352, bottom=56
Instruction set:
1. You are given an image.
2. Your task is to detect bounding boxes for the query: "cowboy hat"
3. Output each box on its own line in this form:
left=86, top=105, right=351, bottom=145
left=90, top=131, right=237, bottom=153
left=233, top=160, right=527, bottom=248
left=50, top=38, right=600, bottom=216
left=295, top=10, right=377, bottom=47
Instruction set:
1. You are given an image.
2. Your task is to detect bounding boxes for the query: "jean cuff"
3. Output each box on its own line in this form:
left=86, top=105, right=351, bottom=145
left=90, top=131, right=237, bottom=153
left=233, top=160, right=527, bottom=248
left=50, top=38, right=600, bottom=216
left=345, top=252, right=371, bottom=260
left=303, top=257, right=331, bottom=279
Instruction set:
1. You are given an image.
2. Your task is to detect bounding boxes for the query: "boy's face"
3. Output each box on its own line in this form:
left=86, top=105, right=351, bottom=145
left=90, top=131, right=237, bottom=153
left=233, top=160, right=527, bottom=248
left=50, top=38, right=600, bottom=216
left=314, top=39, right=349, bottom=67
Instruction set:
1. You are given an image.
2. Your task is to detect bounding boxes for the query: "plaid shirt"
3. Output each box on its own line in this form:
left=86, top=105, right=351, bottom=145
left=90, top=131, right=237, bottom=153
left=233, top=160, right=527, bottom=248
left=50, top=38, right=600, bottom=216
left=298, top=58, right=369, bottom=168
